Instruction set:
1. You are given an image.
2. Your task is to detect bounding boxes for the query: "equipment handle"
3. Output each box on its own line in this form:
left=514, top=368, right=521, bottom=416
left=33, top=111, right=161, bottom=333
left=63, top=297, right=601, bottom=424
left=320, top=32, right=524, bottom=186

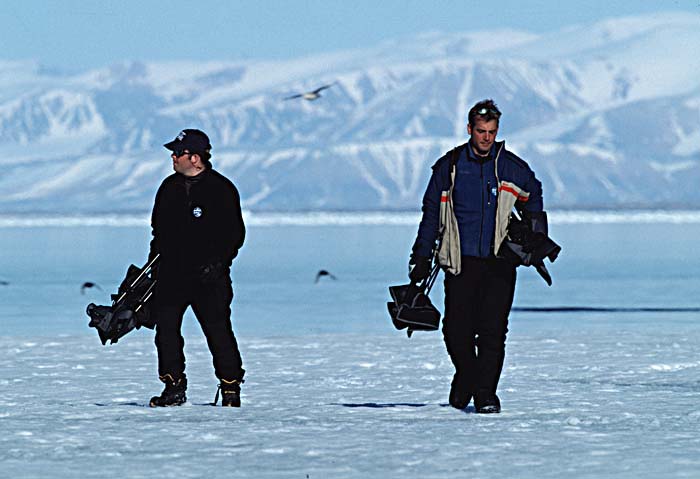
left=423, top=261, right=440, bottom=295
left=410, top=261, right=440, bottom=297
left=113, top=254, right=160, bottom=306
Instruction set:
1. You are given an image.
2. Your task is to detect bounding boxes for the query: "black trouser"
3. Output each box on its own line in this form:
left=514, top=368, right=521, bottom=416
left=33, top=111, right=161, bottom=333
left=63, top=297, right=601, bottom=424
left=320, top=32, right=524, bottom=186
left=443, top=256, right=516, bottom=395
left=153, top=275, right=244, bottom=383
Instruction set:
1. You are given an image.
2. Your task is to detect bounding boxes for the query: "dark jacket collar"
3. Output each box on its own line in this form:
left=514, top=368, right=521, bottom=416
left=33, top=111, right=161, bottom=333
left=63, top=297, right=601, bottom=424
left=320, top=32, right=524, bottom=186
left=466, top=141, right=506, bottom=163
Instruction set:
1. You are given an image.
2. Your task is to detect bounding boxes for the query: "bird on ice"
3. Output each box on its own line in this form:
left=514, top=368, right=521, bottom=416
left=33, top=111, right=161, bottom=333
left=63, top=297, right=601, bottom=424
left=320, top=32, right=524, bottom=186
left=284, top=83, right=336, bottom=101
left=81, top=282, right=103, bottom=294
left=315, top=270, right=338, bottom=283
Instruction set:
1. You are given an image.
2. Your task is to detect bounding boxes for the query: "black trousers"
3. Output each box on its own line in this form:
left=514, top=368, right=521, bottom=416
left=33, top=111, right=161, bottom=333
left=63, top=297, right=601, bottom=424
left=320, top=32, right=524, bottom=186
left=153, top=275, right=244, bottom=383
left=443, top=256, right=516, bottom=395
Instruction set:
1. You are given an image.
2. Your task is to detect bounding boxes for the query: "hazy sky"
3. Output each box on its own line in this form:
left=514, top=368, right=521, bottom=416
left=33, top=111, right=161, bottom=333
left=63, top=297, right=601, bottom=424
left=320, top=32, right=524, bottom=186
left=2, top=0, right=698, bottom=70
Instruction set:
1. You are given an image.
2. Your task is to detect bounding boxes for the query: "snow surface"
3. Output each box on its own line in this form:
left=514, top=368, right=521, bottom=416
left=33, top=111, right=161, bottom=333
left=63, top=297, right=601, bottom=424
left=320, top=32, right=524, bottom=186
left=1, top=220, right=700, bottom=478
left=2, top=321, right=699, bottom=479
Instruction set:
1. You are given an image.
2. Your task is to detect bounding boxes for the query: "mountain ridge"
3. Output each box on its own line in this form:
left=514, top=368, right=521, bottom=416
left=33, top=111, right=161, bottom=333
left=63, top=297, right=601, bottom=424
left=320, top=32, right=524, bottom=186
left=1, top=12, right=699, bottom=213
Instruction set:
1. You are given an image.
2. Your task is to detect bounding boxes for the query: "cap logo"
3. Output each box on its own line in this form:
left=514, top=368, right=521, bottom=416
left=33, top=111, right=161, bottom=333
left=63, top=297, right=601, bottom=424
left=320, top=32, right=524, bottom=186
left=192, top=206, right=203, bottom=218
left=177, top=131, right=186, bottom=141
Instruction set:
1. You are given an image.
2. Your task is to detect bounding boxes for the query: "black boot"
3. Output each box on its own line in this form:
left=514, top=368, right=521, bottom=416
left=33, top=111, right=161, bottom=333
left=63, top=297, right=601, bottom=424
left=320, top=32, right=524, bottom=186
left=474, top=389, right=501, bottom=414
left=149, top=375, right=187, bottom=407
left=213, top=379, right=242, bottom=407
left=448, top=372, right=472, bottom=410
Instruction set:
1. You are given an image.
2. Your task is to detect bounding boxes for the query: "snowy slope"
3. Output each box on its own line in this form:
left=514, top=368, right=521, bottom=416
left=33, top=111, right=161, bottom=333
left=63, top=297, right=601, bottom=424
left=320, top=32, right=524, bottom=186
left=1, top=13, right=699, bottom=212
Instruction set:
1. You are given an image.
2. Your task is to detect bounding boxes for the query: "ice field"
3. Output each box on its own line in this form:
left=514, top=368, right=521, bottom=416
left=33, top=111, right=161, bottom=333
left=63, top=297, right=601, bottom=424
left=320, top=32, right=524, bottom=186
left=1, top=217, right=699, bottom=478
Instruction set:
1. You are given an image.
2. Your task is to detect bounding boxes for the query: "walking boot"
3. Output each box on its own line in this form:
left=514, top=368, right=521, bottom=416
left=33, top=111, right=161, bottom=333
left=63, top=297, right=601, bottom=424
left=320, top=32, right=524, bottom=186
left=213, top=379, right=243, bottom=407
left=448, top=372, right=472, bottom=410
left=149, top=375, right=187, bottom=407
left=474, top=389, right=501, bottom=414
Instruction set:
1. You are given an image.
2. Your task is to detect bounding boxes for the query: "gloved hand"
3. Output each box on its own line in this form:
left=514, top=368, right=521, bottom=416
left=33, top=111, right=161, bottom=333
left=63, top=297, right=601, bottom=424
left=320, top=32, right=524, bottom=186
left=199, top=261, right=228, bottom=284
left=408, top=255, right=432, bottom=283
left=522, top=231, right=547, bottom=253
left=147, top=252, right=160, bottom=280
left=149, top=262, right=159, bottom=281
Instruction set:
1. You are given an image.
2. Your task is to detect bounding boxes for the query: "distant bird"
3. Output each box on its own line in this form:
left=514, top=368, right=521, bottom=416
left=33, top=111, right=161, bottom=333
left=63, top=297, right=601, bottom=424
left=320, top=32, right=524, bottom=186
left=81, top=282, right=103, bottom=294
left=315, top=270, right=338, bottom=283
left=284, top=83, right=336, bottom=101
left=0, top=280, right=9, bottom=286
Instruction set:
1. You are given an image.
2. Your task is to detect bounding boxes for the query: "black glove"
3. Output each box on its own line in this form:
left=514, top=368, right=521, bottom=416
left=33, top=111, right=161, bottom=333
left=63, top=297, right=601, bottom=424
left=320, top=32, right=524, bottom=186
left=408, top=255, right=432, bottom=283
left=149, top=262, right=159, bottom=281
left=522, top=231, right=548, bottom=253
left=199, top=261, right=228, bottom=284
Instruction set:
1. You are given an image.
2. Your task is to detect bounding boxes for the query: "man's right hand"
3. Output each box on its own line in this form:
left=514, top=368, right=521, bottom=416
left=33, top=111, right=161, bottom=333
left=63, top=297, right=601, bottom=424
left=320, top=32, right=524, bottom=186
left=408, top=255, right=432, bottom=283
left=199, top=261, right=227, bottom=284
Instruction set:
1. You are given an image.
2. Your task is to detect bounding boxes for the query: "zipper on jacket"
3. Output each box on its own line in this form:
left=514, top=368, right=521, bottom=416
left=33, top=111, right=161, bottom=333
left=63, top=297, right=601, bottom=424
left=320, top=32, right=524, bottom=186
left=479, top=163, right=484, bottom=257
left=487, top=180, right=492, bottom=255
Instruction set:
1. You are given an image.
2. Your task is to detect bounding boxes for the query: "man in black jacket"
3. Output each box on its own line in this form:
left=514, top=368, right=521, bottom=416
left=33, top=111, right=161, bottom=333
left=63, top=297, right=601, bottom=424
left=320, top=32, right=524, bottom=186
left=148, top=129, right=246, bottom=407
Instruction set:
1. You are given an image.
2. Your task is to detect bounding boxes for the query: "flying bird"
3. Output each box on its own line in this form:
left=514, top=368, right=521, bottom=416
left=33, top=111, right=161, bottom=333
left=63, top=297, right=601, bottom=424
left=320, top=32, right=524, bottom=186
left=81, top=282, right=103, bottom=294
left=315, top=270, right=338, bottom=283
left=284, top=83, right=336, bottom=101
left=0, top=280, right=9, bottom=286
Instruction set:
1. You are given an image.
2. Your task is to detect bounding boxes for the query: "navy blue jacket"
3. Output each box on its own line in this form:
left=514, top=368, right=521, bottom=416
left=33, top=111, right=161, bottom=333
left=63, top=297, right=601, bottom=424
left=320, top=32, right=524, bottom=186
left=412, top=141, right=543, bottom=259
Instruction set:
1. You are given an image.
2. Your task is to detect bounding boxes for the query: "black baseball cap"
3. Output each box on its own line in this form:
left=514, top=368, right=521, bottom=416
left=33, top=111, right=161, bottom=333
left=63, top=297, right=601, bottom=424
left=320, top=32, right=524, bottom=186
left=163, top=129, right=212, bottom=153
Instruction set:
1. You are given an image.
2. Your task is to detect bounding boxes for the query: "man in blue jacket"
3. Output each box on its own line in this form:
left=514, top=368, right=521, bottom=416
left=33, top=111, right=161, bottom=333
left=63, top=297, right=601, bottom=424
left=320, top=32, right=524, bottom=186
left=410, top=99, right=545, bottom=413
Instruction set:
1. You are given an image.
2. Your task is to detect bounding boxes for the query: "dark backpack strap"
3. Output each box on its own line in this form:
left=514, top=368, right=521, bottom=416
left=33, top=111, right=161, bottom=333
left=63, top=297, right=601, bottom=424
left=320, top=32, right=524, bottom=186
left=449, top=146, right=459, bottom=170
left=447, top=142, right=468, bottom=188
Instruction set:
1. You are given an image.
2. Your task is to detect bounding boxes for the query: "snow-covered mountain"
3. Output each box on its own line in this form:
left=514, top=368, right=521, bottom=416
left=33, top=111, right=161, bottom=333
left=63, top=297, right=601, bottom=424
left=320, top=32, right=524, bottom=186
left=1, top=12, right=699, bottom=213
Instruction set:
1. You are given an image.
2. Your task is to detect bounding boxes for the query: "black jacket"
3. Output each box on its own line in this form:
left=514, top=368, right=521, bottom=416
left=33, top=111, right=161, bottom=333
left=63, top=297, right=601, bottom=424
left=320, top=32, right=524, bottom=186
left=149, top=168, right=245, bottom=279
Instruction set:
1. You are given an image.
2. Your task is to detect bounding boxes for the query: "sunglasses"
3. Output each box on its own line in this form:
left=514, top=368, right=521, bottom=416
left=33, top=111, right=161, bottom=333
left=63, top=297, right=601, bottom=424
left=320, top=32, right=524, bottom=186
left=474, top=107, right=501, bottom=116
left=171, top=150, right=191, bottom=158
